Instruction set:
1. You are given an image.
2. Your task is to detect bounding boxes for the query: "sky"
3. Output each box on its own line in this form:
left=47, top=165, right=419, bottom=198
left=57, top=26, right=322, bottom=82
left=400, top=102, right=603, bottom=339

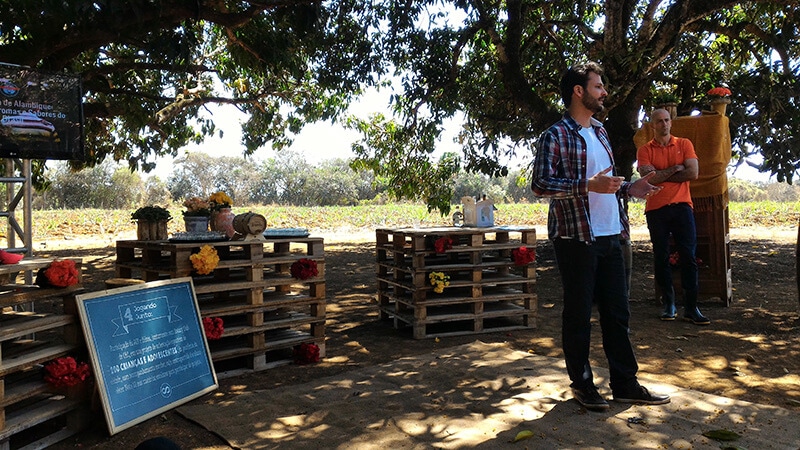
left=152, top=90, right=774, bottom=184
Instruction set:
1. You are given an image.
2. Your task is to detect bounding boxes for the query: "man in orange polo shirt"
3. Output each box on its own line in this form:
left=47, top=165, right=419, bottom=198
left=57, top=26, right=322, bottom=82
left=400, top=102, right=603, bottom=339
left=637, top=108, right=710, bottom=325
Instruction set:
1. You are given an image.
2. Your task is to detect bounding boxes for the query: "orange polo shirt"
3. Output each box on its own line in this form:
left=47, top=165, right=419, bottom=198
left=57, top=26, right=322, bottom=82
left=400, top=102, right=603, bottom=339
left=637, top=136, right=697, bottom=212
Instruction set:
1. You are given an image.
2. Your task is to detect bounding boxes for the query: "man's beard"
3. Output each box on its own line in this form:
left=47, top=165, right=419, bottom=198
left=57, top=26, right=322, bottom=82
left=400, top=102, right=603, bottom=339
left=582, top=95, right=605, bottom=114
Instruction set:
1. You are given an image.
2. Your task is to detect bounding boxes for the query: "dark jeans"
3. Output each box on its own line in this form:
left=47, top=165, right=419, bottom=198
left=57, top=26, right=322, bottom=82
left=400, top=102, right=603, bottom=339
left=645, top=203, right=698, bottom=306
left=553, top=235, right=639, bottom=393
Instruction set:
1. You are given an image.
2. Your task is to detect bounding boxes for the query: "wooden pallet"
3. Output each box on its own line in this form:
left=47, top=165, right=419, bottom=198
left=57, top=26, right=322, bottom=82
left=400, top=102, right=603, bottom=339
left=0, top=259, right=90, bottom=450
left=376, top=226, right=537, bottom=339
left=115, top=238, right=326, bottom=373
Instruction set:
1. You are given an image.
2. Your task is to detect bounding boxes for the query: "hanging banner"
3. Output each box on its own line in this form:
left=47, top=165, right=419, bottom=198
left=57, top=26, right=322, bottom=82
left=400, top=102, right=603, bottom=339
left=0, top=62, right=84, bottom=160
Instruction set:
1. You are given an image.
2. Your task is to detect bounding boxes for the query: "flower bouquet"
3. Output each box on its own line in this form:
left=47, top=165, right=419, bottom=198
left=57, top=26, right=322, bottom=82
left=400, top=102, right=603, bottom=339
left=290, top=258, right=319, bottom=280
left=707, top=86, right=732, bottom=115
left=36, top=259, right=80, bottom=288
left=208, top=191, right=233, bottom=211
left=208, top=191, right=235, bottom=236
left=183, top=196, right=211, bottom=217
left=44, top=356, right=91, bottom=389
left=190, top=245, right=220, bottom=275
left=512, top=246, right=536, bottom=266
left=429, top=271, right=450, bottom=293
left=202, top=317, right=224, bottom=340
left=183, top=196, right=212, bottom=232
left=294, top=342, right=320, bottom=364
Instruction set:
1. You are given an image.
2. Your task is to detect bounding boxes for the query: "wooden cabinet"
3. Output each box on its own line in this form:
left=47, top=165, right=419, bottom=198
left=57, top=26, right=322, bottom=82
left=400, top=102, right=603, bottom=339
left=0, top=258, right=88, bottom=450
left=376, top=226, right=537, bottom=339
left=661, top=206, right=732, bottom=306
left=115, top=239, right=326, bottom=374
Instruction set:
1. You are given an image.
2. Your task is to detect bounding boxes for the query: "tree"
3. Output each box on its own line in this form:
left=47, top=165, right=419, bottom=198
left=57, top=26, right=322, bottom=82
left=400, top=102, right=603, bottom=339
left=3, top=1, right=799, bottom=214
left=348, top=1, right=800, bottom=212
left=0, top=0, right=381, bottom=173
left=40, top=160, right=143, bottom=209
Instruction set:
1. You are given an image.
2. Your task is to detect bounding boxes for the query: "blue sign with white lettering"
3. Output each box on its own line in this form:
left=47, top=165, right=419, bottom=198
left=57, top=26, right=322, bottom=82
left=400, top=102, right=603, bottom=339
left=76, top=278, right=217, bottom=434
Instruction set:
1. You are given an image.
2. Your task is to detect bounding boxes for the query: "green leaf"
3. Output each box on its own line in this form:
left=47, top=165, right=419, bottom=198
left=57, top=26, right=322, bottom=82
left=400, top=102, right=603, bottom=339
left=702, top=429, right=741, bottom=441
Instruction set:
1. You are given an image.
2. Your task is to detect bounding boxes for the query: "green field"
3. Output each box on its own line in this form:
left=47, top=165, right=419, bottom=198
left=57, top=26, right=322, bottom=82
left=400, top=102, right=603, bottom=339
left=26, top=201, right=800, bottom=239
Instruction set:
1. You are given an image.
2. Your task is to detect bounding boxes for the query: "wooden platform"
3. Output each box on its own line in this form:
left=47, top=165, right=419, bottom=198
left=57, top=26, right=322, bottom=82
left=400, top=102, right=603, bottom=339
left=0, top=258, right=90, bottom=450
left=376, top=226, right=537, bottom=339
left=115, top=238, right=326, bottom=374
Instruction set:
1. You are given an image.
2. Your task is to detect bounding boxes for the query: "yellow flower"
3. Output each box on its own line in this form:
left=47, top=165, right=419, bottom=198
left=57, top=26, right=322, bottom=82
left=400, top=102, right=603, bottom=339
left=208, top=191, right=233, bottom=208
left=429, top=271, right=450, bottom=293
left=190, top=245, right=220, bottom=275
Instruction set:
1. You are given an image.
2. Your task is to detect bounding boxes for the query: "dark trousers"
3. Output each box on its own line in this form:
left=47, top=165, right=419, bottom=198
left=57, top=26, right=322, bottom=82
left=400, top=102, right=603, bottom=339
left=553, top=235, right=639, bottom=393
left=645, top=203, right=698, bottom=306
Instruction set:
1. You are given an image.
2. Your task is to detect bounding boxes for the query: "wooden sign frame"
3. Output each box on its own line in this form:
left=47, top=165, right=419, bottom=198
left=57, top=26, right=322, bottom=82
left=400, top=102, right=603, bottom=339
left=75, top=278, right=218, bottom=435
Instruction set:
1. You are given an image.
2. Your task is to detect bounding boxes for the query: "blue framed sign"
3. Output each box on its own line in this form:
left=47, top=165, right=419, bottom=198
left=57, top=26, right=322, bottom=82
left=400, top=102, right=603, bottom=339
left=76, top=278, right=218, bottom=435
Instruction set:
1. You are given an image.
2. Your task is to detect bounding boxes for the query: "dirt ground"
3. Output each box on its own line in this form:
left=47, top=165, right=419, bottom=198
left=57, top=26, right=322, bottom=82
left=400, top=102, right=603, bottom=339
left=38, top=226, right=800, bottom=449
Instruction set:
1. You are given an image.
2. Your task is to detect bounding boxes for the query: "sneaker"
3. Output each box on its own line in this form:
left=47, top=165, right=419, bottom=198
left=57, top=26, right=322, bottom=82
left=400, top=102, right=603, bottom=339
left=684, top=308, right=711, bottom=325
left=613, top=384, right=670, bottom=405
left=571, top=386, right=610, bottom=411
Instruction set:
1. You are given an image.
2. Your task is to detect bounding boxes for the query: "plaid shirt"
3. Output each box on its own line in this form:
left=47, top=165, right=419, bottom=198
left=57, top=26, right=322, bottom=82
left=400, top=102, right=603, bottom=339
left=531, top=112, right=631, bottom=242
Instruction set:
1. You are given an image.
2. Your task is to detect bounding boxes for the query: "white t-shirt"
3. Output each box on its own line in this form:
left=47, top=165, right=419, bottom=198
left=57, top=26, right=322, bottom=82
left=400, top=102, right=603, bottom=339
left=580, top=126, right=621, bottom=237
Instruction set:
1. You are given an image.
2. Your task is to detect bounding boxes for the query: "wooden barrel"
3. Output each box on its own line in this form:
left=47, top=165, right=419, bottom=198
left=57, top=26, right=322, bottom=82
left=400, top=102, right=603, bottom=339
left=232, top=212, right=267, bottom=236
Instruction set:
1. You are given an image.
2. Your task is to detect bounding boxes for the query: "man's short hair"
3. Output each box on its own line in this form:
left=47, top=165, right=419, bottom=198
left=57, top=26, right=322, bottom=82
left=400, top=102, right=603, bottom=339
left=560, top=61, right=604, bottom=108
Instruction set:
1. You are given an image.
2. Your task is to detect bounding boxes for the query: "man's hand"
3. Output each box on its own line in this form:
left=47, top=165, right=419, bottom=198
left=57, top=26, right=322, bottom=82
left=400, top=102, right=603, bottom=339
left=588, top=167, right=625, bottom=193
left=630, top=172, right=663, bottom=199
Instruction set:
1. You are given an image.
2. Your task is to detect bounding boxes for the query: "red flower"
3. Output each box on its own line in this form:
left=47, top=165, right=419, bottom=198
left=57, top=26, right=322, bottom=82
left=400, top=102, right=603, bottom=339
left=707, top=87, right=731, bottom=97
left=669, top=251, right=680, bottom=266
left=202, top=317, right=224, bottom=340
left=434, top=236, right=453, bottom=254
left=43, top=259, right=80, bottom=287
left=512, top=246, right=536, bottom=266
left=44, top=356, right=91, bottom=388
left=294, top=342, right=320, bottom=364
left=290, top=258, right=319, bottom=280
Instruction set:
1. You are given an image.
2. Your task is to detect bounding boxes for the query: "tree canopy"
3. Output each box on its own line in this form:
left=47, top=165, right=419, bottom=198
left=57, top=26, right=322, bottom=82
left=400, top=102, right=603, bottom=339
left=2, top=0, right=799, bottom=213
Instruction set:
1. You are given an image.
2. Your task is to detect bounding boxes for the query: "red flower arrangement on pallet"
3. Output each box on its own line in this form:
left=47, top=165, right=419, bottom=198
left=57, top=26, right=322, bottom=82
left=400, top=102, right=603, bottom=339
left=202, top=317, right=224, bottom=340
left=434, top=236, right=453, bottom=254
left=44, top=356, right=91, bottom=388
left=37, top=259, right=80, bottom=288
left=294, top=342, right=320, bottom=364
left=290, top=258, right=318, bottom=280
left=511, top=246, right=536, bottom=266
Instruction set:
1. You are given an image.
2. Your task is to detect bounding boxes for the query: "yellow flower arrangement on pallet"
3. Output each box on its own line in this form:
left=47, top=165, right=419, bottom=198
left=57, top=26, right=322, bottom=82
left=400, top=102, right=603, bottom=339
left=190, top=245, right=220, bottom=275
left=429, top=271, right=450, bottom=293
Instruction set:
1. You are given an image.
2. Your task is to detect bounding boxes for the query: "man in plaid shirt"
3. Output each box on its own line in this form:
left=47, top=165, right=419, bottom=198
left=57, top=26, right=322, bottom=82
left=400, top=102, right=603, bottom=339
left=531, top=61, right=669, bottom=412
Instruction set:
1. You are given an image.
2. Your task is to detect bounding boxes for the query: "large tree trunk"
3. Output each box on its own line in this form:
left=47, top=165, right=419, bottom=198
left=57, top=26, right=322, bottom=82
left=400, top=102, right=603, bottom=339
left=604, top=106, right=640, bottom=181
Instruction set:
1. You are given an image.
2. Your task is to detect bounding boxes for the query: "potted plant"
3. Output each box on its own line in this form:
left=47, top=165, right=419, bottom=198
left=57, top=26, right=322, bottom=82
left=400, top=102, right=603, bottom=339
left=131, top=205, right=171, bottom=240
left=182, top=196, right=212, bottom=232
left=707, top=86, right=732, bottom=115
left=651, top=91, right=680, bottom=118
left=208, top=191, right=235, bottom=237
